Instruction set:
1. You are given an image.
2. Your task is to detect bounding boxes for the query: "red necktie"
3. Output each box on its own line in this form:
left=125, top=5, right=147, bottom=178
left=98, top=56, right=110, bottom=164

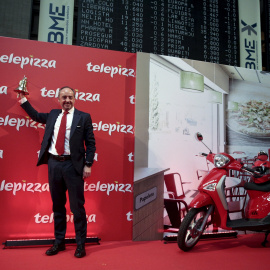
left=55, top=111, right=68, bottom=155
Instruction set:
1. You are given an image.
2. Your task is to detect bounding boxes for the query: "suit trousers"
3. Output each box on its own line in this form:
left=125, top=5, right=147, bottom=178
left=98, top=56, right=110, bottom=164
left=48, top=156, right=87, bottom=245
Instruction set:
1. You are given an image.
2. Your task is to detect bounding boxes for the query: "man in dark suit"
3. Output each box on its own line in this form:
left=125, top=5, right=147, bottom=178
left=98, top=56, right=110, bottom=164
left=19, top=86, right=96, bottom=258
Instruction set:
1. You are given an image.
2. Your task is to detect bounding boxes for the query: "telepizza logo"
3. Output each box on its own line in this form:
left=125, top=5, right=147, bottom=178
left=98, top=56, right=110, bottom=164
left=0, top=86, right=7, bottom=95
left=84, top=181, right=133, bottom=196
left=87, top=62, right=136, bottom=78
left=40, top=87, right=100, bottom=102
left=93, top=121, right=134, bottom=136
left=34, top=213, right=96, bottom=224
left=0, top=115, right=45, bottom=131
left=0, top=179, right=49, bottom=196
left=128, top=152, right=134, bottom=162
left=129, top=95, right=135, bottom=104
left=0, top=53, right=56, bottom=69
left=126, top=211, right=133, bottom=221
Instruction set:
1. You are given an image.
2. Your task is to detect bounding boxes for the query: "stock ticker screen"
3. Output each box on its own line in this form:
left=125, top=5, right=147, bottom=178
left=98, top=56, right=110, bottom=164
left=77, top=0, right=239, bottom=66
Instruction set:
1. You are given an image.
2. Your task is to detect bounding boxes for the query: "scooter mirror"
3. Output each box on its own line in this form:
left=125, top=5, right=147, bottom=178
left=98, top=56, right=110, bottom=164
left=196, top=132, right=203, bottom=141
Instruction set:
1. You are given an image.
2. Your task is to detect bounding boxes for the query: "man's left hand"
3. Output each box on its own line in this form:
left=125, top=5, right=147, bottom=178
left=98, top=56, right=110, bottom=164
left=83, top=166, right=91, bottom=179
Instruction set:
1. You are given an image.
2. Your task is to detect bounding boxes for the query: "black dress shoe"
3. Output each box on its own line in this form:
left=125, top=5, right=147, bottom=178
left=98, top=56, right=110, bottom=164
left=45, top=243, right=66, bottom=256
left=74, top=244, right=86, bottom=258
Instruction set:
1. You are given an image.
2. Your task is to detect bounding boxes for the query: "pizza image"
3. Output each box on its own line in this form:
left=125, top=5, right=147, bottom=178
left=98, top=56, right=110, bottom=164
left=227, top=100, right=270, bottom=137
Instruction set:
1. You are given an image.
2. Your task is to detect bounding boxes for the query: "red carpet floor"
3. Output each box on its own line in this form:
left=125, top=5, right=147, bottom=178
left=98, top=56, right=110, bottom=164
left=0, top=233, right=269, bottom=270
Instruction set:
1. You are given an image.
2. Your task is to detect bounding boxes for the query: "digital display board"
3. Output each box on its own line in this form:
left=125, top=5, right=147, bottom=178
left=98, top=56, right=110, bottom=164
left=77, top=0, right=239, bottom=66
left=263, top=0, right=270, bottom=71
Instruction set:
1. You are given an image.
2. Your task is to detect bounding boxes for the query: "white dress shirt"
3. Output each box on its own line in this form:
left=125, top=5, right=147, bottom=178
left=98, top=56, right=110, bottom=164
left=49, top=107, right=74, bottom=155
left=20, top=97, right=74, bottom=156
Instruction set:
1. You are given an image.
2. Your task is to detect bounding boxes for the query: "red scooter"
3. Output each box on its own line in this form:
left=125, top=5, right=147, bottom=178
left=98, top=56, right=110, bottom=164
left=177, top=132, right=270, bottom=251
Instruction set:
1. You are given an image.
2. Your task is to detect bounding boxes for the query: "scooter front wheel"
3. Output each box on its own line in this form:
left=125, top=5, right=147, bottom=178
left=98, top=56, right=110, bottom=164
left=177, top=207, right=209, bottom=251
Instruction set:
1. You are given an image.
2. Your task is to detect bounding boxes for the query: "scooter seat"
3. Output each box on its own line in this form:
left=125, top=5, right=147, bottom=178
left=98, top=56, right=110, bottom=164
left=244, top=181, right=270, bottom=192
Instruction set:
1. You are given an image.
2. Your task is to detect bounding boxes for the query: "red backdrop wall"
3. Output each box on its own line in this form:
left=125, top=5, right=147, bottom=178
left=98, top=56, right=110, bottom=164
left=0, top=37, right=136, bottom=242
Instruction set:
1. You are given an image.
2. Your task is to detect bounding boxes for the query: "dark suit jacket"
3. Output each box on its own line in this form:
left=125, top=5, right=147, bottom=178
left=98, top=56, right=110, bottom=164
left=21, top=101, right=96, bottom=175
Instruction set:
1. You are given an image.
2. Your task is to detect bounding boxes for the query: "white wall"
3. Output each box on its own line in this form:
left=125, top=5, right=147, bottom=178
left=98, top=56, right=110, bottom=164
left=135, top=53, right=229, bottom=191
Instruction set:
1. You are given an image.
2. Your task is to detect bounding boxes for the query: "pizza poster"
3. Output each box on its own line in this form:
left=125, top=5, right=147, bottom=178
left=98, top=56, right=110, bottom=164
left=226, top=79, right=270, bottom=158
left=0, top=37, right=136, bottom=243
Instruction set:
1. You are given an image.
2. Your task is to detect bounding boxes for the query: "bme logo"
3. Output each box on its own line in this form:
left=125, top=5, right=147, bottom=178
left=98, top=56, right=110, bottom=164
left=241, top=20, right=258, bottom=69
left=46, top=4, right=67, bottom=44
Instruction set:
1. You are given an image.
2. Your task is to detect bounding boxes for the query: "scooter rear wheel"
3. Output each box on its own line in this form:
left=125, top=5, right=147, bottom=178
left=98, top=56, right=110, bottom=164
left=177, top=207, right=209, bottom=251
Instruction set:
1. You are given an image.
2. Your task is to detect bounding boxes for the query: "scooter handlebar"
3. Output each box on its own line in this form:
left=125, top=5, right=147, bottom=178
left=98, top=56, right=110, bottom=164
left=242, top=165, right=261, bottom=175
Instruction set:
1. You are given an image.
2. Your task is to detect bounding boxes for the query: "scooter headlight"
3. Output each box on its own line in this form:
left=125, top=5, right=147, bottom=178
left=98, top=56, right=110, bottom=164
left=214, top=154, right=230, bottom=168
